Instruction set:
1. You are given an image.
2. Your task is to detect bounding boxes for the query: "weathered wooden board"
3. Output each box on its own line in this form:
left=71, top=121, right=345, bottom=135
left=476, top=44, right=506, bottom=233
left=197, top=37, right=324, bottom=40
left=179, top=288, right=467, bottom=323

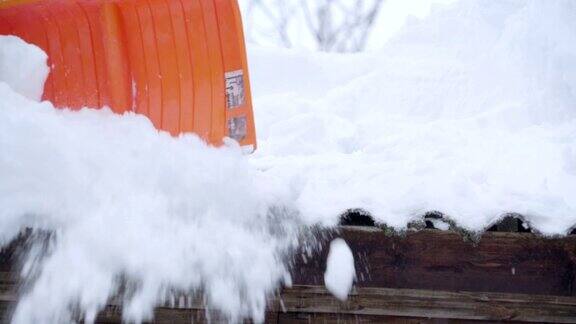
left=292, top=227, right=576, bottom=296
left=276, top=285, right=576, bottom=323
left=1, top=284, right=575, bottom=323
left=1, top=227, right=576, bottom=323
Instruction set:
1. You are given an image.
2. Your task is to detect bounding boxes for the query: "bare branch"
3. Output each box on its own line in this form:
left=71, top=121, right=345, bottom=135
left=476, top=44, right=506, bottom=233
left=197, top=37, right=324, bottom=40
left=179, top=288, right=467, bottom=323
left=243, top=0, right=385, bottom=52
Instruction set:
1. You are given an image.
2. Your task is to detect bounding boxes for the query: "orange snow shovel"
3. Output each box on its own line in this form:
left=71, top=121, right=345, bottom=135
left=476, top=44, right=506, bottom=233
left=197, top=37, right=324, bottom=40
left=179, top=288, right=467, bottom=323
left=0, top=0, right=256, bottom=150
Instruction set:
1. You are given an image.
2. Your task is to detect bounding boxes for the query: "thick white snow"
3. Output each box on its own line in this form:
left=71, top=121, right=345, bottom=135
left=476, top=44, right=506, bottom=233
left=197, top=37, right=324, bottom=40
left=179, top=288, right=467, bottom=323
left=324, top=238, right=356, bottom=301
left=0, top=36, right=48, bottom=101
left=1, top=0, right=576, bottom=323
left=250, top=0, right=576, bottom=235
left=0, top=37, right=299, bottom=323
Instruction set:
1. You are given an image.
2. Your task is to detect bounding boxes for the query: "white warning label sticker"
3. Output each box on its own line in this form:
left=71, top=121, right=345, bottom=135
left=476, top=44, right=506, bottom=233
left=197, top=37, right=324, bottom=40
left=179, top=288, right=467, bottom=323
left=225, top=70, right=245, bottom=109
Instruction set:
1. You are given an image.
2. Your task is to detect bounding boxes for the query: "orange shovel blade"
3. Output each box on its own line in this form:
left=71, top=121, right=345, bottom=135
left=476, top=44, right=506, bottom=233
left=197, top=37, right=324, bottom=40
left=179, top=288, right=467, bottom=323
left=0, top=0, right=257, bottom=150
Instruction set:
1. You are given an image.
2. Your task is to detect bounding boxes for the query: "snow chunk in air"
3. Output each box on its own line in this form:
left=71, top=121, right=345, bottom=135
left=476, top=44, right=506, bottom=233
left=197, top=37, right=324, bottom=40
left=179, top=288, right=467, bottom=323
left=324, top=238, right=356, bottom=301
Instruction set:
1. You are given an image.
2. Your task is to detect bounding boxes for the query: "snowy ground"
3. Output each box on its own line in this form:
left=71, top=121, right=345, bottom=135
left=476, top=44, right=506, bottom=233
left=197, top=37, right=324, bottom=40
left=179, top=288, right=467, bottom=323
left=249, top=0, right=576, bottom=234
left=1, top=0, right=576, bottom=323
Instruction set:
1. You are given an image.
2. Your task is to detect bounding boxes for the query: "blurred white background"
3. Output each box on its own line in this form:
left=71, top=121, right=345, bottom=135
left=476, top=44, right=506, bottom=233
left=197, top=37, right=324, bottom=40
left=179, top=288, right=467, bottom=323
left=238, top=0, right=456, bottom=52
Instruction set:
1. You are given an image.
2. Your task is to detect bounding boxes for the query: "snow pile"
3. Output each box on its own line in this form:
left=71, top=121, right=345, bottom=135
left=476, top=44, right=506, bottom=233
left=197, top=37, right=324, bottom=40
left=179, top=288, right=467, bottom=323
left=0, top=36, right=48, bottom=101
left=0, top=37, right=301, bottom=323
left=324, top=238, right=355, bottom=301
left=2, top=0, right=576, bottom=322
left=250, top=0, right=576, bottom=234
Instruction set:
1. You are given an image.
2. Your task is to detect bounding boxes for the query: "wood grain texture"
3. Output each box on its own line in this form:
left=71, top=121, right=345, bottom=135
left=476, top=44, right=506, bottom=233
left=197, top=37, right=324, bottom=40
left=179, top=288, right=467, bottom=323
left=2, top=227, right=576, bottom=322
left=1, top=284, right=575, bottom=323
left=275, top=285, right=576, bottom=323
left=292, top=227, right=576, bottom=296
